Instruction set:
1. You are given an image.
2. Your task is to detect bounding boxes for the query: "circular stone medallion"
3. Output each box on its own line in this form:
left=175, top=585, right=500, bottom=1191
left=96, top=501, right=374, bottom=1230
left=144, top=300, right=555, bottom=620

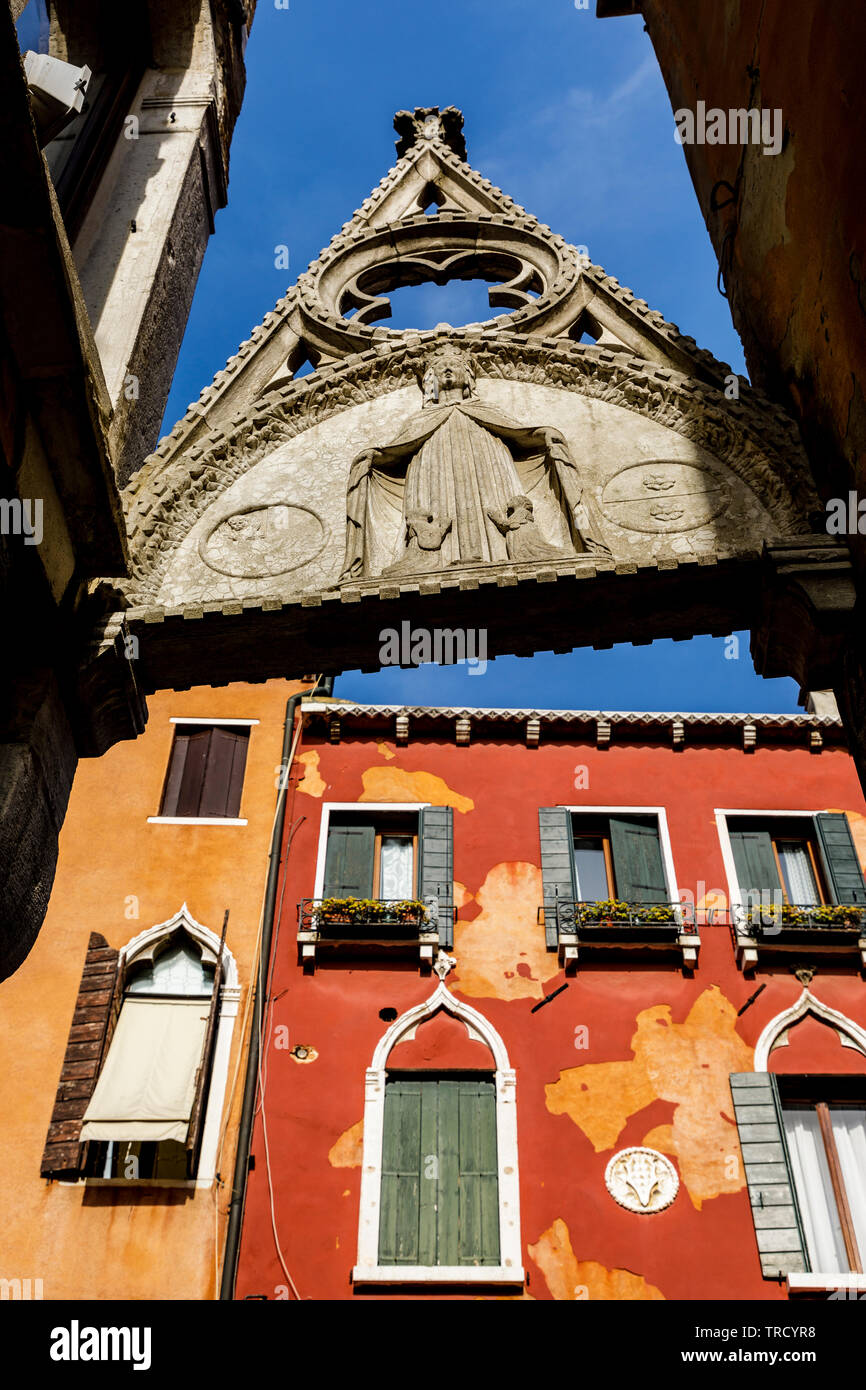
left=199, top=503, right=327, bottom=579
left=604, top=1146, right=679, bottom=1214
left=601, top=461, right=727, bottom=533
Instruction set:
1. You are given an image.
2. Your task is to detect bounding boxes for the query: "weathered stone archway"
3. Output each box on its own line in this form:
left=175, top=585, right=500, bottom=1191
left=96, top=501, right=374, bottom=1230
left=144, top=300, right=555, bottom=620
left=119, top=107, right=855, bottom=753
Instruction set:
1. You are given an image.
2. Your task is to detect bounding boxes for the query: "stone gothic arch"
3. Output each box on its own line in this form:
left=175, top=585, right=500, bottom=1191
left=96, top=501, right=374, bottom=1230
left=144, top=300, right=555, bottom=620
left=754, top=989, right=866, bottom=1073
left=111, top=106, right=853, bottom=763
left=353, top=976, right=523, bottom=1286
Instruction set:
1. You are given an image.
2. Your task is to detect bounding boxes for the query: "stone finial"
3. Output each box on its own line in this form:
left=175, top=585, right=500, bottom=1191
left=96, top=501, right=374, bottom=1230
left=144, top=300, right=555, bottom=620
left=433, top=952, right=457, bottom=980
left=394, top=106, right=467, bottom=160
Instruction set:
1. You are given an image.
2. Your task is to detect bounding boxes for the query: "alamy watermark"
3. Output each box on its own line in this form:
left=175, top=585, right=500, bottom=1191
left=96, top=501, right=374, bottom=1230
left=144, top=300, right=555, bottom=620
left=0, top=497, right=42, bottom=546
left=674, top=102, right=783, bottom=157
left=826, top=492, right=866, bottom=534
left=379, top=621, right=488, bottom=675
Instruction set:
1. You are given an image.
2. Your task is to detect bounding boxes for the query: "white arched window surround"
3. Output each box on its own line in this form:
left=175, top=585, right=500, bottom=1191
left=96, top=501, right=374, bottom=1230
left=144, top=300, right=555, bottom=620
left=753, top=989, right=866, bottom=1073
left=352, top=981, right=524, bottom=1286
left=101, top=904, right=240, bottom=1189
left=754, top=988, right=866, bottom=1293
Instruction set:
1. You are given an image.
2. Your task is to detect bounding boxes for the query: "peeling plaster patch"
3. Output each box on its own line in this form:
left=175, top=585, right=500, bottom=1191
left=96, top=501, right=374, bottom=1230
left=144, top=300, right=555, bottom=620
left=359, top=766, right=474, bottom=813
left=546, top=1059, right=655, bottom=1151
left=454, top=881, right=474, bottom=912
left=529, top=1219, right=664, bottom=1301
left=328, top=1119, right=363, bottom=1168
left=376, top=742, right=396, bottom=760
left=453, top=862, right=558, bottom=1001
left=642, top=1123, right=676, bottom=1157
left=289, top=1045, right=318, bottom=1064
left=545, top=987, right=752, bottom=1208
left=297, top=750, right=326, bottom=797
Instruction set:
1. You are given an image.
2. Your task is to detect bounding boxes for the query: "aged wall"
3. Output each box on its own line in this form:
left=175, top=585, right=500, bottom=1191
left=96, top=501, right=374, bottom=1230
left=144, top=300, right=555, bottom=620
left=0, top=677, right=300, bottom=1301
left=631, top=1, right=866, bottom=552
left=235, top=714, right=866, bottom=1300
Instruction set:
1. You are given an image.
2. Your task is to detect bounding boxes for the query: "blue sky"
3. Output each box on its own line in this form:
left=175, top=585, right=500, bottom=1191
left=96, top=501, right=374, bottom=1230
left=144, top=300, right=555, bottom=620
left=162, top=0, right=801, bottom=715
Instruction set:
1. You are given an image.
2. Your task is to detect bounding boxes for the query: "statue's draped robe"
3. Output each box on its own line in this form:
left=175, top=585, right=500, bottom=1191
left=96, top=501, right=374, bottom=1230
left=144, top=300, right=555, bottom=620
left=341, top=398, right=608, bottom=580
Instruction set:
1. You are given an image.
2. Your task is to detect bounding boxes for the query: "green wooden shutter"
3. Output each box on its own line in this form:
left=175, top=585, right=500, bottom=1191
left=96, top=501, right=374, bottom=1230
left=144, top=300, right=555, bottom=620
left=539, top=807, right=577, bottom=948
left=729, top=1073, right=809, bottom=1279
left=609, top=816, right=668, bottom=903
left=814, top=812, right=866, bottom=904
left=419, top=806, right=454, bottom=947
left=322, top=822, right=375, bottom=898
left=729, top=827, right=781, bottom=903
left=379, top=1077, right=499, bottom=1267
left=378, top=1078, right=424, bottom=1265
left=455, top=1078, right=499, bottom=1266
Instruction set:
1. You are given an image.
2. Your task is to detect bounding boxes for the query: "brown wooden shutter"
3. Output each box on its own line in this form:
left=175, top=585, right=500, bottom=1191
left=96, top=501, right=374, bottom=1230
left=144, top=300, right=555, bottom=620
left=40, top=933, right=120, bottom=1178
left=161, top=726, right=250, bottom=818
left=199, top=727, right=249, bottom=818
left=186, top=962, right=223, bottom=1172
left=173, top=727, right=211, bottom=817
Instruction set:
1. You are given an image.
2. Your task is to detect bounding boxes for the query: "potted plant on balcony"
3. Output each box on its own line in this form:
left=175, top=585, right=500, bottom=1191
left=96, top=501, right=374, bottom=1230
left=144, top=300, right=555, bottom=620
left=807, top=904, right=863, bottom=928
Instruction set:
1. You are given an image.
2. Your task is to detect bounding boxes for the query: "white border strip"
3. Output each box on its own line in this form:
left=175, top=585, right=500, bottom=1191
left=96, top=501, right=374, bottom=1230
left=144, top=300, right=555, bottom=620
left=169, top=717, right=260, bottom=726
left=147, top=817, right=248, bottom=827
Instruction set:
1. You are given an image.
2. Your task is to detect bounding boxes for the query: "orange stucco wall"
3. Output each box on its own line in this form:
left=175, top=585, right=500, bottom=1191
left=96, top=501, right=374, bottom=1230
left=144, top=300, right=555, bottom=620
left=236, top=719, right=866, bottom=1301
left=0, top=678, right=304, bottom=1301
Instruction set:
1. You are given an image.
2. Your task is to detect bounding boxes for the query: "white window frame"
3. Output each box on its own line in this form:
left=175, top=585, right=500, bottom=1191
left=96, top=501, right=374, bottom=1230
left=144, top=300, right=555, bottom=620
left=713, top=808, right=851, bottom=969
left=352, top=982, right=524, bottom=1287
left=560, top=804, right=696, bottom=968
left=147, top=718, right=257, bottom=825
left=753, top=988, right=866, bottom=1295
left=563, top=803, right=680, bottom=902
left=715, top=808, right=820, bottom=914
left=313, top=801, right=430, bottom=899
left=81, top=904, right=240, bottom=1191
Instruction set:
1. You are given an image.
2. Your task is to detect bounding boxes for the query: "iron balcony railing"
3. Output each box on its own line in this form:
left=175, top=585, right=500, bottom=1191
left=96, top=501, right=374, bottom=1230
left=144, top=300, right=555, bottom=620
left=555, top=899, right=691, bottom=938
left=298, top=897, right=433, bottom=939
left=731, top=902, right=864, bottom=938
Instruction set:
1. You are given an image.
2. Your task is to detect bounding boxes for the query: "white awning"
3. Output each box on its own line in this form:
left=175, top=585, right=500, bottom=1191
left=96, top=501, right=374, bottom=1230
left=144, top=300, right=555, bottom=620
left=81, top=997, right=210, bottom=1144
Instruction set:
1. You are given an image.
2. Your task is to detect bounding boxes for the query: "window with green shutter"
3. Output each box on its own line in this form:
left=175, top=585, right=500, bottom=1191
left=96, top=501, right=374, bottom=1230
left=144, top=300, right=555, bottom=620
left=322, top=818, right=377, bottom=898
left=378, top=1075, right=500, bottom=1267
left=728, top=814, right=866, bottom=910
left=608, top=815, right=669, bottom=904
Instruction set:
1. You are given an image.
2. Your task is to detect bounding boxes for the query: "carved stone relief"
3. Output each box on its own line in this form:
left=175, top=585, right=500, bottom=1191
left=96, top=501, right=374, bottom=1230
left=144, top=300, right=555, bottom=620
left=605, top=1146, right=679, bottom=1214
left=148, top=359, right=807, bottom=609
left=199, top=503, right=326, bottom=578
left=339, top=345, right=610, bottom=583
left=601, top=461, right=728, bottom=534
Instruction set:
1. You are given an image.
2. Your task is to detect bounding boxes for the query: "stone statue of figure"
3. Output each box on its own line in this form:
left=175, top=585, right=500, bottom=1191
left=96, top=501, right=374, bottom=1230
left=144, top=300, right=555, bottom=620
left=487, top=494, right=568, bottom=563
left=339, top=344, right=610, bottom=581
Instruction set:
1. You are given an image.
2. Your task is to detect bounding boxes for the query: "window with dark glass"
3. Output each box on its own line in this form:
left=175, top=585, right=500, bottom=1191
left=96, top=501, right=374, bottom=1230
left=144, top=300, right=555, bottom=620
left=159, top=725, right=250, bottom=819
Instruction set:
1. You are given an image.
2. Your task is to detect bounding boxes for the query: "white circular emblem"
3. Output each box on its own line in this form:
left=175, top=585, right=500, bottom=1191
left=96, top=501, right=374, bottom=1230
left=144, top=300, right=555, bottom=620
left=604, top=1146, right=679, bottom=1214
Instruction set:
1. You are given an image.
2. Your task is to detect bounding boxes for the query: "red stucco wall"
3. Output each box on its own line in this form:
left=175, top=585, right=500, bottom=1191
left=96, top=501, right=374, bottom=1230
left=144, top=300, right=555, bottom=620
left=236, top=720, right=866, bottom=1301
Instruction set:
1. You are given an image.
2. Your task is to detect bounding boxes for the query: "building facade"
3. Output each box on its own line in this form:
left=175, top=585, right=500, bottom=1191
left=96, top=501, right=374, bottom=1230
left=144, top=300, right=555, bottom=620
left=0, top=676, right=305, bottom=1300
left=233, top=698, right=866, bottom=1301
left=1, top=0, right=256, bottom=977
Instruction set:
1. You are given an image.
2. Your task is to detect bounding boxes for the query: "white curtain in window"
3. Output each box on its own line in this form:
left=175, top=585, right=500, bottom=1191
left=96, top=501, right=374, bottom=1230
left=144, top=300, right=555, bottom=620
left=832, top=1108, right=866, bottom=1267
left=81, top=997, right=210, bottom=1143
left=380, top=836, right=414, bottom=898
left=777, top=843, right=819, bottom=906
left=782, top=1107, right=848, bottom=1273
